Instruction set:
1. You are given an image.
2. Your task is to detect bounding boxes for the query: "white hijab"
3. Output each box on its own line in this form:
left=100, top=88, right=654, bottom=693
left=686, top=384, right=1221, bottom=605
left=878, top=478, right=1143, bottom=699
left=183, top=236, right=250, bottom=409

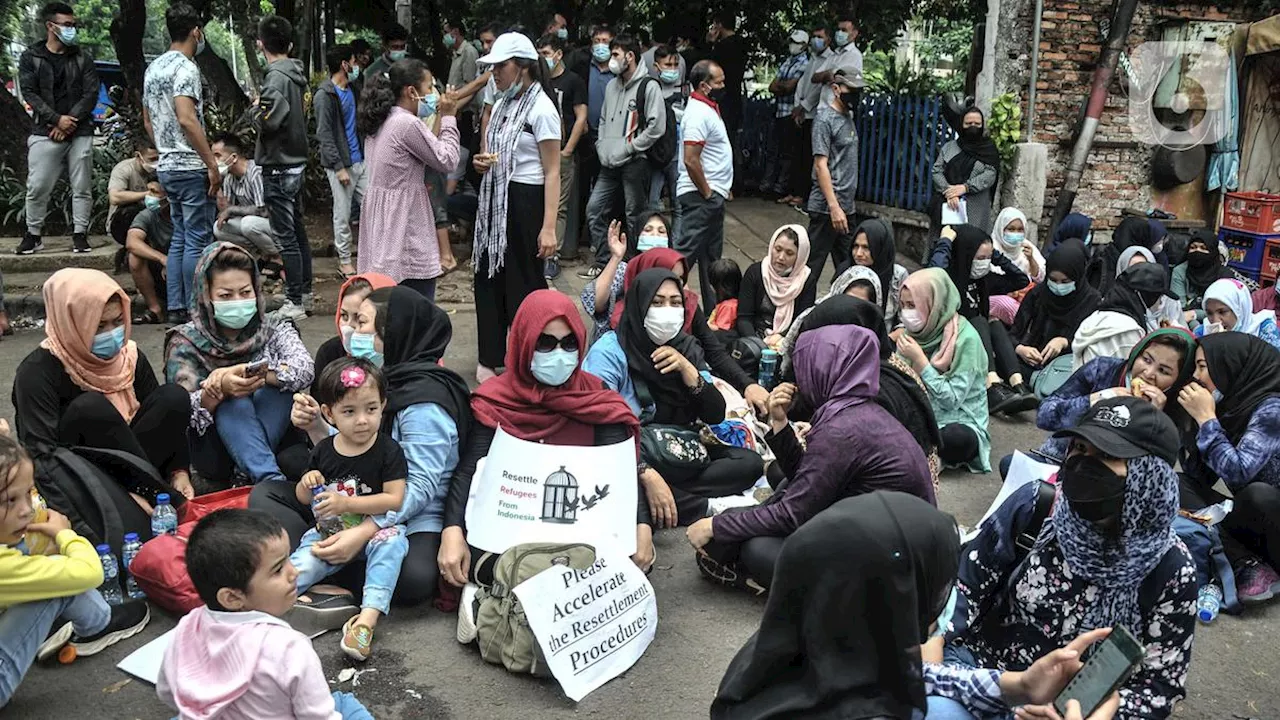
left=990, top=207, right=1043, bottom=281
left=1204, top=278, right=1275, bottom=336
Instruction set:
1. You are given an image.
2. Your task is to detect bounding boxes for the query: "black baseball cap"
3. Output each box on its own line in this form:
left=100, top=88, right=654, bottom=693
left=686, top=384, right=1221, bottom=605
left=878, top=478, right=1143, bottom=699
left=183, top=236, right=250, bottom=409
left=1052, top=396, right=1179, bottom=465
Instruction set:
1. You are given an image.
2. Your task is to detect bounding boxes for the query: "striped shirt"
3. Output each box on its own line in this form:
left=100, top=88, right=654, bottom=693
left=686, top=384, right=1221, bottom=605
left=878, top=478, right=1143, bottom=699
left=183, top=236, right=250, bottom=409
left=222, top=161, right=265, bottom=208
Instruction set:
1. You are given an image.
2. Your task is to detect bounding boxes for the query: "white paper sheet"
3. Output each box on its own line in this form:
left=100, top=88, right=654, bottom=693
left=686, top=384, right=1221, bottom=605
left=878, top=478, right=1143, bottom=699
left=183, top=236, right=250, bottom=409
left=116, top=629, right=174, bottom=685
left=941, top=197, right=968, bottom=226
left=963, top=451, right=1059, bottom=543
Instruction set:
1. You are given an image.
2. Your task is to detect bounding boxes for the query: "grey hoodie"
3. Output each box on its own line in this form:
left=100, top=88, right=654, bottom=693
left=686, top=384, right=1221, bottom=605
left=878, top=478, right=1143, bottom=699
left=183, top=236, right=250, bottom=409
left=595, top=59, right=666, bottom=169
left=256, top=58, right=309, bottom=168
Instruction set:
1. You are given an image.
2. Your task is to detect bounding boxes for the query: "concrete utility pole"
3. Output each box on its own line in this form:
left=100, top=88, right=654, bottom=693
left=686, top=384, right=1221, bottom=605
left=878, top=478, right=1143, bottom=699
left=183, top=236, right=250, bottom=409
left=1047, top=0, right=1141, bottom=239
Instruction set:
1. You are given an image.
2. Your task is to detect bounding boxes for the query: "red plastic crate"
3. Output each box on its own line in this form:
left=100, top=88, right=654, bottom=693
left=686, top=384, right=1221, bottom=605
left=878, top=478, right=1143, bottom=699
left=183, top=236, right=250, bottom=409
left=1223, top=191, right=1280, bottom=235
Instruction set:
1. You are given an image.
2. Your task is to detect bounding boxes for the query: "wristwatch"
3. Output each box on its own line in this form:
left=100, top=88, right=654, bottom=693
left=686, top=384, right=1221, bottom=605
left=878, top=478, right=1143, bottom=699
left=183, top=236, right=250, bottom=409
left=637, top=462, right=650, bottom=476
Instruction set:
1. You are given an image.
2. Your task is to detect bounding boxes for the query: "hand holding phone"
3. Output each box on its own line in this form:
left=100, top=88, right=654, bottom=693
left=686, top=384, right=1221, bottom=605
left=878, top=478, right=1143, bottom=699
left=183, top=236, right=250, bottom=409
left=1052, top=626, right=1143, bottom=718
left=244, top=359, right=269, bottom=377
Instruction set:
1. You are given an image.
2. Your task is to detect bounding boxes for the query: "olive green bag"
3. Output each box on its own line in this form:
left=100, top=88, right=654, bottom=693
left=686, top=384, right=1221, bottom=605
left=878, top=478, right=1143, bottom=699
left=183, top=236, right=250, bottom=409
left=474, top=542, right=597, bottom=676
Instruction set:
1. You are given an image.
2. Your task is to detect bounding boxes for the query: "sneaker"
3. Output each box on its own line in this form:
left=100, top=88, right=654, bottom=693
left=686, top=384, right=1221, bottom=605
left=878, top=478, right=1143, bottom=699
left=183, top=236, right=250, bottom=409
left=987, top=383, right=1018, bottom=413
left=15, top=233, right=42, bottom=255
left=166, top=310, right=190, bottom=326
left=1237, top=558, right=1280, bottom=604
left=69, top=600, right=149, bottom=657
left=1005, top=383, right=1042, bottom=414
left=72, top=233, right=91, bottom=253
left=577, top=264, right=603, bottom=279
left=340, top=616, right=374, bottom=662
left=276, top=300, right=307, bottom=323
left=36, top=621, right=74, bottom=663
left=696, top=552, right=767, bottom=596
left=284, top=591, right=358, bottom=639
left=456, top=583, right=479, bottom=644
left=544, top=256, right=561, bottom=280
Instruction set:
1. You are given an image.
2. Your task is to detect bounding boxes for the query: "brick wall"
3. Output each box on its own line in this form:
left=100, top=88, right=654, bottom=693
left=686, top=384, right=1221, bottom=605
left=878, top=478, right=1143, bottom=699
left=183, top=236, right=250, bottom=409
left=993, top=0, right=1272, bottom=233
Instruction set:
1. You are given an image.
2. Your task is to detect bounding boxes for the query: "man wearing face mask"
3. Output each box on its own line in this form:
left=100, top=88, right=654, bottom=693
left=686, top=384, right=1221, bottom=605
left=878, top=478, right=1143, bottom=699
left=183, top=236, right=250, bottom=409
left=676, top=60, right=733, bottom=313
left=787, top=25, right=832, bottom=208
left=808, top=14, right=863, bottom=110
left=316, top=44, right=368, bottom=278
left=806, top=71, right=865, bottom=283
left=535, top=34, right=589, bottom=277
left=364, top=23, right=409, bottom=81
left=107, top=137, right=160, bottom=249
left=212, top=134, right=281, bottom=270
left=125, top=182, right=175, bottom=325
left=17, top=2, right=99, bottom=257
left=761, top=30, right=811, bottom=200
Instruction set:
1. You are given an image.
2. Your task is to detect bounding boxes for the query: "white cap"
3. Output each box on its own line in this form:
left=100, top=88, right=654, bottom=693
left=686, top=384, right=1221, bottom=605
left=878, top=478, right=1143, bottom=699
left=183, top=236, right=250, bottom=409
left=478, top=32, right=538, bottom=65
left=789, top=30, right=810, bottom=44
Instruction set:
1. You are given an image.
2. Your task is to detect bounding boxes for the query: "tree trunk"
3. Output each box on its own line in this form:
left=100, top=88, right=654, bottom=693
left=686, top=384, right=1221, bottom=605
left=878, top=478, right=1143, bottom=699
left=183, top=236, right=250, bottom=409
left=0, top=89, right=31, bottom=176
left=110, top=0, right=147, bottom=107
left=324, top=0, right=335, bottom=48
left=241, top=33, right=263, bottom=92
left=195, top=47, right=249, bottom=117
left=297, top=0, right=314, bottom=75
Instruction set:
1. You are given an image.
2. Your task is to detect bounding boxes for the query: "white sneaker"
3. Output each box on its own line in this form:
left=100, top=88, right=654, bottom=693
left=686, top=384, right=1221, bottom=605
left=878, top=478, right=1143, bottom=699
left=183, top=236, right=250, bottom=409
left=276, top=300, right=307, bottom=322
left=456, top=583, right=479, bottom=644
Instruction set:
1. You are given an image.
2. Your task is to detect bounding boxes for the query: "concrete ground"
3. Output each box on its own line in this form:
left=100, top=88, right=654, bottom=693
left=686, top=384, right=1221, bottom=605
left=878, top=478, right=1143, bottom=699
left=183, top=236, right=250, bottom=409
left=3, top=199, right=1276, bottom=719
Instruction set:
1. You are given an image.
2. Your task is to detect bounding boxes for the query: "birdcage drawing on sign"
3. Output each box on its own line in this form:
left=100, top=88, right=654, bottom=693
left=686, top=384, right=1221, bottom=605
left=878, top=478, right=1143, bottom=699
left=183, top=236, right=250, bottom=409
left=541, top=466, right=579, bottom=524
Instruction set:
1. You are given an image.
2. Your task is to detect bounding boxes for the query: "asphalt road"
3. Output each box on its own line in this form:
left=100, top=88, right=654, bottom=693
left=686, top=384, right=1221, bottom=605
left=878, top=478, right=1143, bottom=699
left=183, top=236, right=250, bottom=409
left=4, top=201, right=1277, bottom=719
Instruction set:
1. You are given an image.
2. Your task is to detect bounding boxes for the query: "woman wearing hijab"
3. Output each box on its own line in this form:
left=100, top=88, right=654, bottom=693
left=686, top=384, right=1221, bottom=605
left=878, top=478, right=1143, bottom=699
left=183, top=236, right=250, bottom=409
left=1091, top=216, right=1169, bottom=295
left=1116, top=246, right=1185, bottom=329
left=736, top=225, right=816, bottom=346
left=779, top=296, right=942, bottom=487
left=583, top=269, right=763, bottom=525
left=778, top=266, right=883, bottom=363
left=440, top=290, right=659, bottom=587
left=1072, top=263, right=1172, bottom=368
left=711, top=492, right=960, bottom=720
left=1010, top=239, right=1101, bottom=396
left=165, top=243, right=315, bottom=486
left=1171, top=230, right=1237, bottom=325
left=847, top=218, right=909, bottom=328
left=931, top=107, right=1000, bottom=235
left=472, top=33, right=562, bottom=384
left=1196, top=278, right=1280, bottom=350
left=13, top=268, right=193, bottom=497
left=1044, top=211, right=1093, bottom=258
left=987, top=207, right=1044, bottom=326
left=310, top=273, right=398, bottom=394
left=931, top=224, right=1035, bottom=415
left=1177, top=333, right=1280, bottom=604
left=932, top=397, right=1196, bottom=720
left=894, top=268, right=991, bottom=473
left=582, top=213, right=674, bottom=339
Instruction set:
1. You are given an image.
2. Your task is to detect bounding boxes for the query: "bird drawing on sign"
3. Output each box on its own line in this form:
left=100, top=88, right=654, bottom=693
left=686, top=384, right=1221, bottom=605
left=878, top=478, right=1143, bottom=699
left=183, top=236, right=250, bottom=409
left=565, top=496, right=580, bottom=513
left=581, top=495, right=600, bottom=510
left=593, top=485, right=610, bottom=501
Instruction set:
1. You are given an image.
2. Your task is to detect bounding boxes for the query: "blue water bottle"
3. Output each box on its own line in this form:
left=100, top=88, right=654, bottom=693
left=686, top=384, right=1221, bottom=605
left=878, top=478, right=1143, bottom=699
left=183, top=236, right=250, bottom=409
left=95, top=544, right=124, bottom=605
left=1197, top=584, right=1223, bottom=623
left=151, top=493, right=178, bottom=537
left=758, top=349, right=780, bottom=390
left=121, top=533, right=146, bottom=600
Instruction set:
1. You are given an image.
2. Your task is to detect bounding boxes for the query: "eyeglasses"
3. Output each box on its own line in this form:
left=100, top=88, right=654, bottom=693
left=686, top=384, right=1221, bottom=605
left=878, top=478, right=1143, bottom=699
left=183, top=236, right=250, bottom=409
left=535, top=333, right=579, bottom=353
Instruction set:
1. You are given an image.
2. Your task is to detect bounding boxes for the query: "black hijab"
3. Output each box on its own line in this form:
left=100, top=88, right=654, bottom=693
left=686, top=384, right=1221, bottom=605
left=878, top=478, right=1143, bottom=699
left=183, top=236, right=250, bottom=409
left=1185, top=229, right=1234, bottom=296
left=712, top=492, right=960, bottom=720
left=1200, top=332, right=1280, bottom=443
left=1099, top=263, right=1168, bottom=328
left=617, top=269, right=707, bottom=419
left=943, top=107, right=1001, bottom=185
left=380, top=287, right=473, bottom=443
left=945, top=224, right=992, bottom=319
left=854, top=219, right=896, bottom=314
left=1013, top=239, right=1101, bottom=348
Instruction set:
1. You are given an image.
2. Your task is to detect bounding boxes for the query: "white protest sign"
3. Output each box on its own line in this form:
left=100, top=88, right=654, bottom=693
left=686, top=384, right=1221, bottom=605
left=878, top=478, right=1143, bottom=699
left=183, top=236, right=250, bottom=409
left=465, top=427, right=637, bottom=556
left=514, top=551, right=657, bottom=701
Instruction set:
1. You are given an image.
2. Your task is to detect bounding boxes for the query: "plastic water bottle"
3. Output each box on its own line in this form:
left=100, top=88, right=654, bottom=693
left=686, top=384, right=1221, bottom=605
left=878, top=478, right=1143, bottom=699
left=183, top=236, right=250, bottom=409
left=758, top=349, right=780, bottom=391
left=95, top=544, right=124, bottom=605
left=121, top=533, right=146, bottom=600
left=312, top=486, right=345, bottom=537
left=1197, top=584, right=1223, bottom=623
left=151, top=493, right=178, bottom=537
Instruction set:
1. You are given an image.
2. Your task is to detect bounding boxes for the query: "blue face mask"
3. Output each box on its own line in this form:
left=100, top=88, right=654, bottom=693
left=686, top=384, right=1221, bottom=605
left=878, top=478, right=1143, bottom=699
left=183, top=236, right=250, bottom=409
left=55, top=24, right=77, bottom=46
left=544, top=56, right=557, bottom=70
left=811, top=38, right=825, bottom=53
left=348, top=64, right=360, bottom=81
left=530, top=349, right=578, bottom=386
left=1083, top=232, right=1094, bottom=246
left=498, top=81, right=524, bottom=102
left=389, top=50, right=408, bottom=62
left=1211, top=388, right=1224, bottom=403
left=144, top=194, right=163, bottom=212
left=350, top=332, right=384, bottom=367
left=1003, top=231, right=1025, bottom=245
left=1048, top=280, right=1076, bottom=297
left=636, top=233, right=668, bottom=252
left=930, top=586, right=959, bottom=640
left=557, top=28, right=569, bottom=40
left=443, top=33, right=455, bottom=48
left=834, top=30, right=851, bottom=47
left=660, top=69, right=680, bottom=85
left=417, top=92, right=439, bottom=118
left=592, top=43, right=611, bottom=62
left=213, top=298, right=258, bottom=330
left=90, top=325, right=126, bottom=359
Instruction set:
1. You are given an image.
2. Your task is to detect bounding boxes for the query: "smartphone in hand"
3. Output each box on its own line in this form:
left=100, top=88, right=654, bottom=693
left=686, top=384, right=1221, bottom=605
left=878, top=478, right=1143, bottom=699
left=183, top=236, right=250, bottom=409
left=245, top=359, right=270, bottom=377
left=1053, top=626, right=1145, bottom=718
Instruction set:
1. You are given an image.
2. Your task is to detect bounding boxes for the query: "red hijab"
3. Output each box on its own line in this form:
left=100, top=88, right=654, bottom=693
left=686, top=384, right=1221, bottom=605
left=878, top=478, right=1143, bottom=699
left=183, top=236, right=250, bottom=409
left=609, top=248, right=699, bottom=332
left=333, top=272, right=396, bottom=335
left=471, top=290, right=640, bottom=446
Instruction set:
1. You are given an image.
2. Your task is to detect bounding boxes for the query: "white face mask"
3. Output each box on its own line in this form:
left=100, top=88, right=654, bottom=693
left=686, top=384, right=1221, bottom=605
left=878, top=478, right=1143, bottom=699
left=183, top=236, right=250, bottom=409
left=970, top=258, right=992, bottom=279
left=636, top=233, right=667, bottom=252
left=900, top=308, right=925, bottom=332
left=608, top=57, right=625, bottom=75
left=530, top=349, right=578, bottom=386
left=788, top=42, right=805, bottom=55
left=1152, top=239, right=1165, bottom=255
left=644, top=306, right=685, bottom=345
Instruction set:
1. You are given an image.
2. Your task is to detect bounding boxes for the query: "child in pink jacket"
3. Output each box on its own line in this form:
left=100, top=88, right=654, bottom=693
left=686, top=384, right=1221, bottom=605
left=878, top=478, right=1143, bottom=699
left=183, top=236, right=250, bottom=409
left=157, top=509, right=374, bottom=720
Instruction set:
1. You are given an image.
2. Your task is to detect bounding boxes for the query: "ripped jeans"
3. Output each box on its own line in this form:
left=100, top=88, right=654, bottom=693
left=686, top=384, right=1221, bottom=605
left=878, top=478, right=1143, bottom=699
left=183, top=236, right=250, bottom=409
left=291, top=524, right=409, bottom=615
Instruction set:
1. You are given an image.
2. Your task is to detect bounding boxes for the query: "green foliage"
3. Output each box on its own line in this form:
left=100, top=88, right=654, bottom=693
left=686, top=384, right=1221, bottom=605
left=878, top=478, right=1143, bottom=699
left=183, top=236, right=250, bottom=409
left=864, top=53, right=945, bottom=96
left=988, top=92, right=1022, bottom=173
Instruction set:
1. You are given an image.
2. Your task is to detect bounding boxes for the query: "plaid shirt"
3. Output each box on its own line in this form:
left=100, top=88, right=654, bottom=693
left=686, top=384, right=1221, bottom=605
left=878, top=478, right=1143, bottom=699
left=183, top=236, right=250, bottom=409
left=924, top=663, right=1009, bottom=715
left=773, top=52, right=811, bottom=118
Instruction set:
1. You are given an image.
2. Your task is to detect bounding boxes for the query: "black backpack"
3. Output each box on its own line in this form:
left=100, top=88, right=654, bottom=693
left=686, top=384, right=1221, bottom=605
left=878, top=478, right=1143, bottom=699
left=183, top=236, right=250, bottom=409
left=635, top=77, right=678, bottom=168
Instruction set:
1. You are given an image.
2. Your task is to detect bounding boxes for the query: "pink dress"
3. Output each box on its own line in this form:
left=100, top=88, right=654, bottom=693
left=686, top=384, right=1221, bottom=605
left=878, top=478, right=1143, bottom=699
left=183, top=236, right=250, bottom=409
left=357, top=108, right=459, bottom=282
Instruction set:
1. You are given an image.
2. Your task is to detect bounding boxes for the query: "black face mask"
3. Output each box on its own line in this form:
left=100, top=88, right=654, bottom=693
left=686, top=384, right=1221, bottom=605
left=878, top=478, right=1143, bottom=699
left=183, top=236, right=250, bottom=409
left=839, top=89, right=859, bottom=111
left=1060, top=453, right=1127, bottom=538
left=1187, top=249, right=1215, bottom=270
left=706, top=86, right=726, bottom=103
left=961, top=126, right=984, bottom=141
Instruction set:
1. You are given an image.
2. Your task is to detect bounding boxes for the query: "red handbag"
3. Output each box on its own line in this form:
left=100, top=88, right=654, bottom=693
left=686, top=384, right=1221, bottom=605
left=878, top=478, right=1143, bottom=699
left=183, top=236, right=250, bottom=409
left=177, top=486, right=252, bottom=524
left=130, top=521, right=203, bottom=615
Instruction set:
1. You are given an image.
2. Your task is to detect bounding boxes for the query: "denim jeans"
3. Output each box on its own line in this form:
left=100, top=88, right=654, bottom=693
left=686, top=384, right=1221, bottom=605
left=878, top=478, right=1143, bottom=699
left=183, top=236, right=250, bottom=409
left=675, top=191, right=726, bottom=312
left=262, top=169, right=313, bottom=304
left=212, top=387, right=295, bottom=483
left=158, top=169, right=216, bottom=312
left=648, top=154, right=683, bottom=244
left=0, top=590, right=110, bottom=705
left=292, top=525, right=409, bottom=615
left=586, top=158, right=652, bottom=267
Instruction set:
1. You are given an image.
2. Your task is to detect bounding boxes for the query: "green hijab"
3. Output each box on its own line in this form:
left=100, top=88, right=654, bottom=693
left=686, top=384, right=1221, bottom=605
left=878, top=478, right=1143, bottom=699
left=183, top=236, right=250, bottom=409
left=901, top=268, right=986, bottom=376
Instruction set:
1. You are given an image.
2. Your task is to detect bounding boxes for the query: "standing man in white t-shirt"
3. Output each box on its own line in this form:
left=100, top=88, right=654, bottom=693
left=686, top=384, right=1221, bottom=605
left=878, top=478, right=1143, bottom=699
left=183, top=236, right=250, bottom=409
left=808, top=14, right=862, bottom=109
left=675, top=60, right=733, bottom=312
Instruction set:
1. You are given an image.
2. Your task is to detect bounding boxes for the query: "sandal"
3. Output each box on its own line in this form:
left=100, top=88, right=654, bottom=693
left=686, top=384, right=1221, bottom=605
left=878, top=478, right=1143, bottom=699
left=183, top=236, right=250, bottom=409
left=133, top=309, right=163, bottom=325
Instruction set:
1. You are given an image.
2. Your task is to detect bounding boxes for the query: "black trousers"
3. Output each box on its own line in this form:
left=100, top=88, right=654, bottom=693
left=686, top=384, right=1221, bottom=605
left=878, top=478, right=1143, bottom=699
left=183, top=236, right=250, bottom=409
left=655, top=444, right=764, bottom=526
left=763, top=116, right=799, bottom=194
left=109, top=205, right=143, bottom=246
left=57, top=385, right=191, bottom=477
left=806, top=212, right=853, bottom=283
left=474, top=182, right=548, bottom=369
left=938, top=423, right=980, bottom=466
left=788, top=118, right=814, bottom=199
left=249, top=479, right=442, bottom=605
left=1180, top=475, right=1280, bottom=569
left=969, top=315, right=1031, bottom=379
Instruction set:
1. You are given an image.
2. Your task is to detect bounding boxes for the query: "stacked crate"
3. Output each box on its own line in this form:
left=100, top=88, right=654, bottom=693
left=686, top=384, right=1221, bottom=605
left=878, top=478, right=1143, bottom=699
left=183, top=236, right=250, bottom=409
left=1221, top=192, right=1280, bottom=286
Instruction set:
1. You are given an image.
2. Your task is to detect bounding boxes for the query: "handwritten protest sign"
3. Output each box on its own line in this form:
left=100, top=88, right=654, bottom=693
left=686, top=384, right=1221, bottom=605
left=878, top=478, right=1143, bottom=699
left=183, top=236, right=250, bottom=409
left=514, top=551, right=657, bottom=701
left=465, top=427, right=637, bottom=556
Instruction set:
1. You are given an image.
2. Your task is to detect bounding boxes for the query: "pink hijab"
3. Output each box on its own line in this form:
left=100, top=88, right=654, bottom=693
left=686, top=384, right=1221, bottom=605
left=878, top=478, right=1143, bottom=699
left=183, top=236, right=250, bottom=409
left=762, top=224, right=812, bottom=334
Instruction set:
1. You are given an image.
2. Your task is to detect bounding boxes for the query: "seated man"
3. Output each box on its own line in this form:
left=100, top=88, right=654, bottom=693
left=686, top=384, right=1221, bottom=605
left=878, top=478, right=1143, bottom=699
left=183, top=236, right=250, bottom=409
left=211, top=134, right=283, bottom=275
left=107, top=137, right=158, bottom=262
left=124, top=182, right=172, bottom=324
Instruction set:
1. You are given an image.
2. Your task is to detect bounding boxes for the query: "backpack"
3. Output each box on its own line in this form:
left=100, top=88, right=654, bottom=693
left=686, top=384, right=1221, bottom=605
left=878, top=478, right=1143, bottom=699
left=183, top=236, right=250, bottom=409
left=474, top=542, right=598, bottom=676
left=635, top=78, right=677, bottom=168
left=730, top=335, right=767, bottom=378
